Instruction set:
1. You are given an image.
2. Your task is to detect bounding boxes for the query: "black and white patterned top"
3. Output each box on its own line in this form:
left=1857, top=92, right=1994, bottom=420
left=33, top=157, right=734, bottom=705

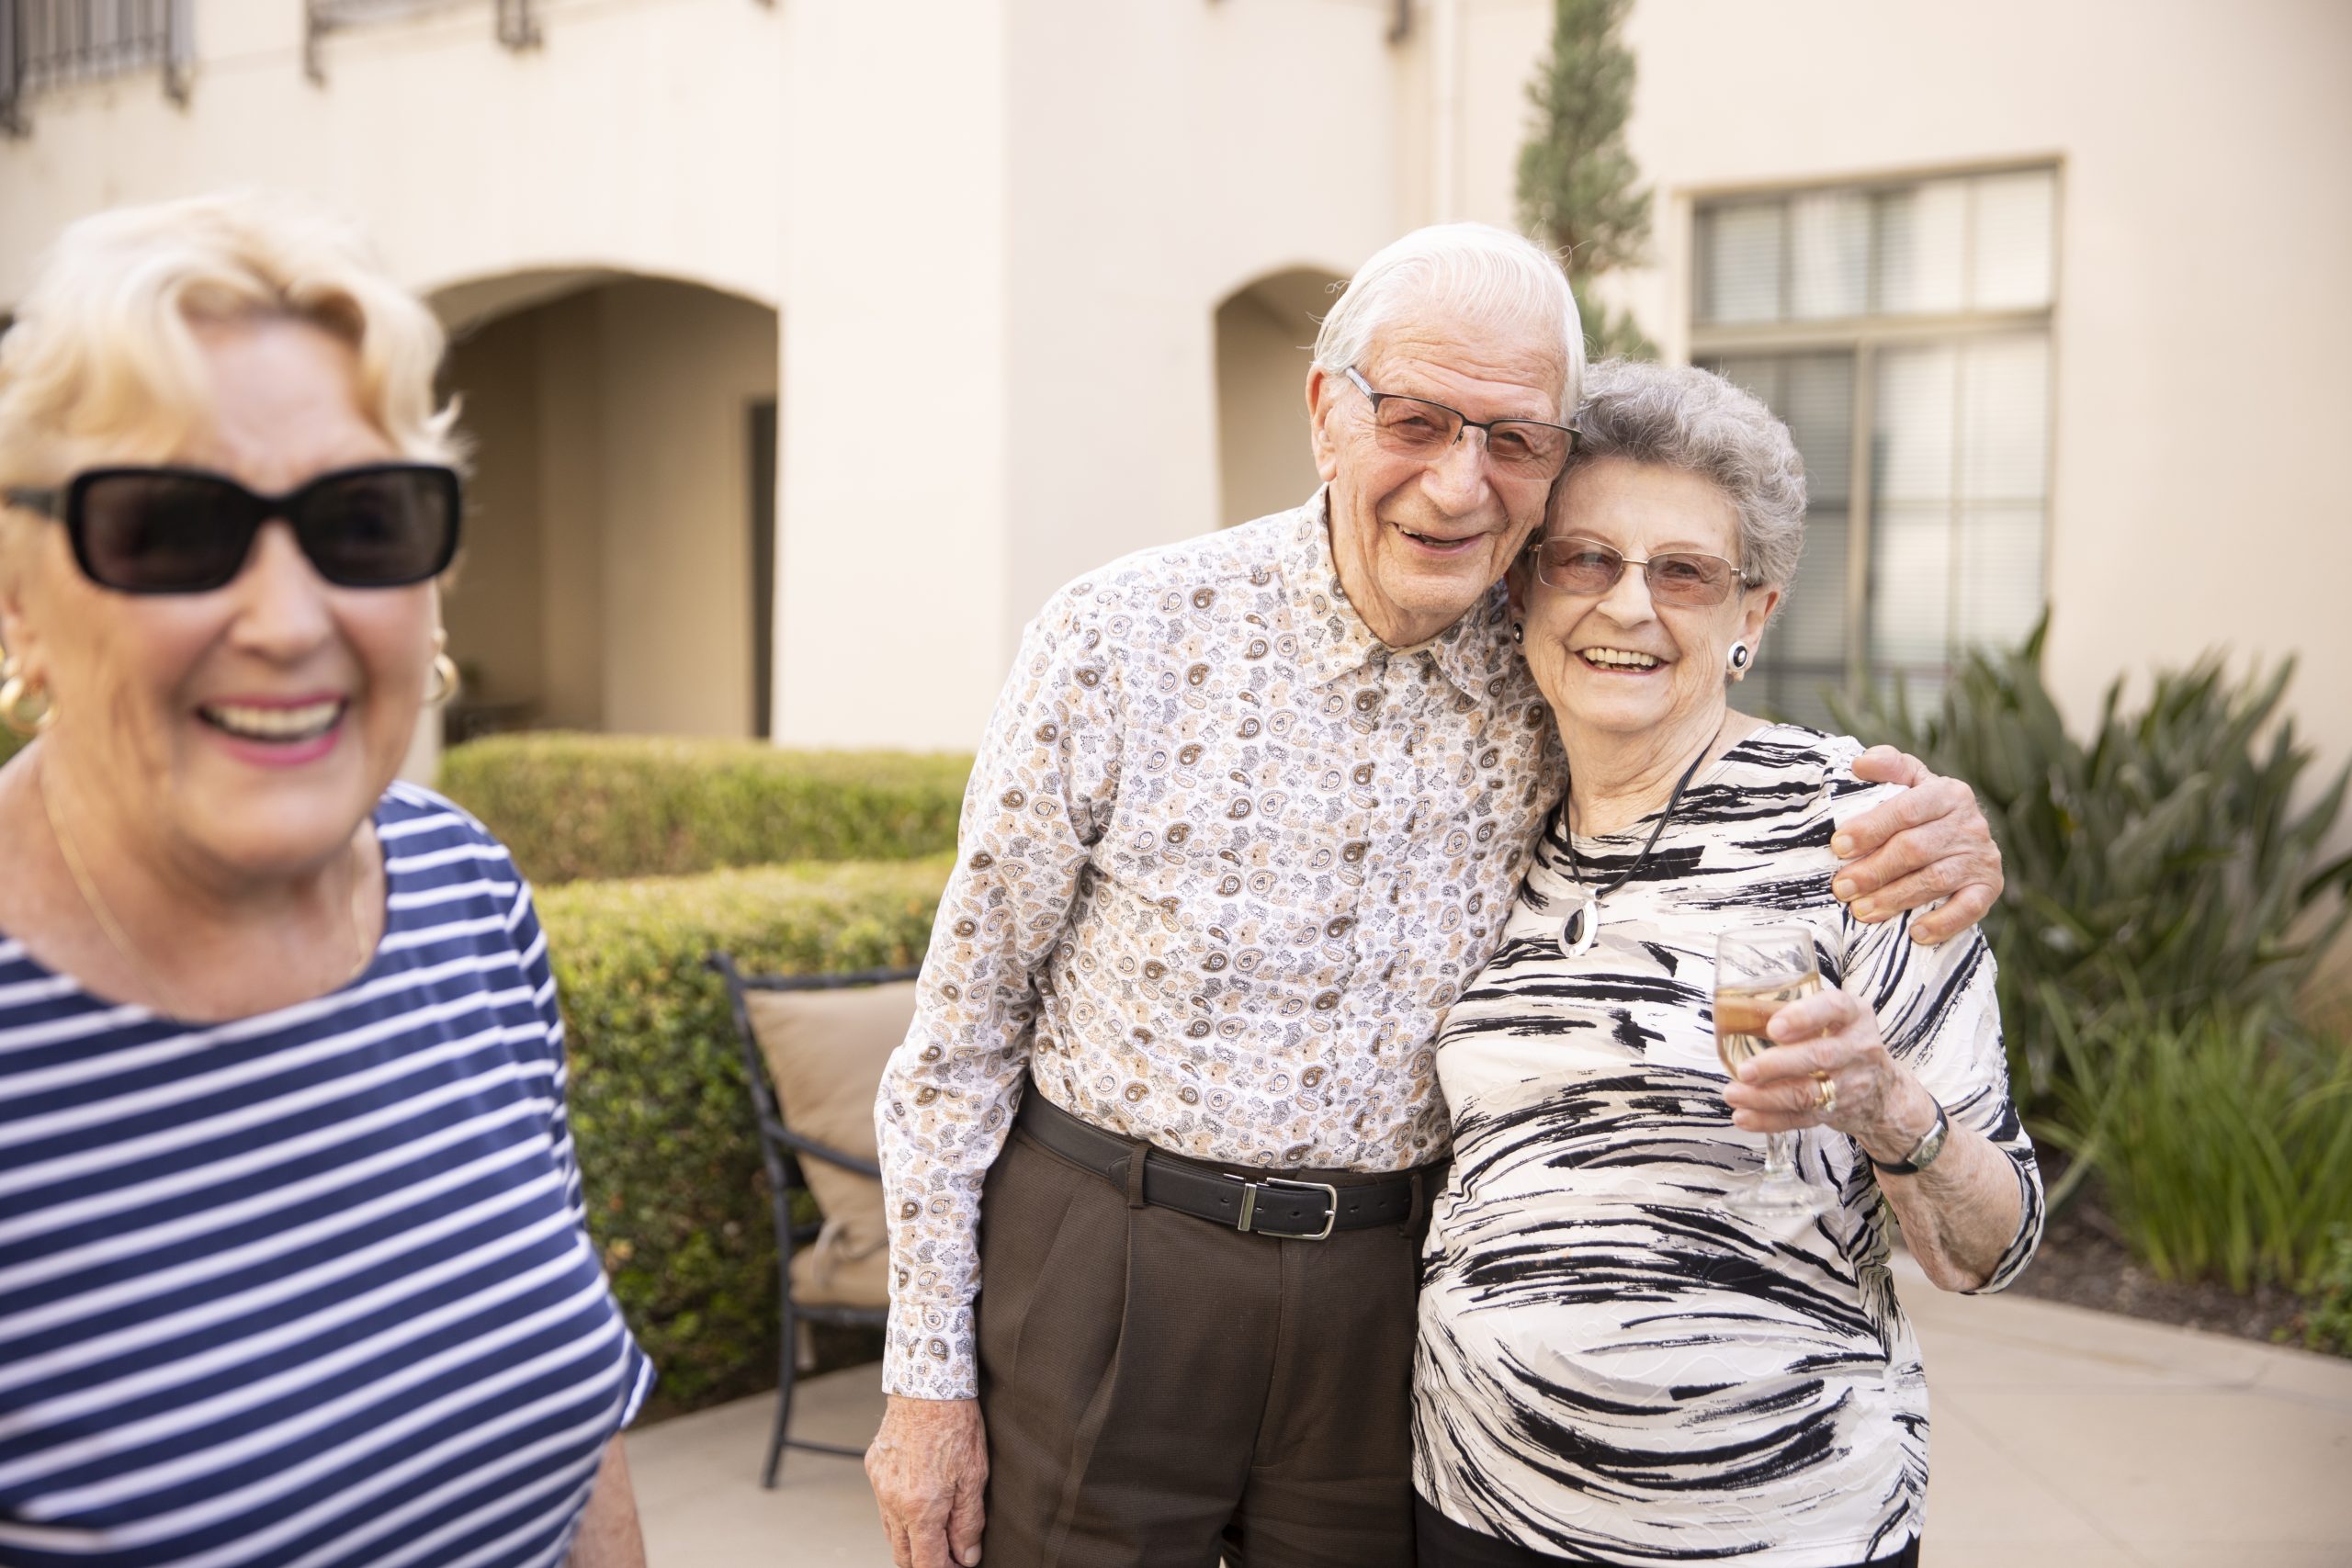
left=1413, top=725, right=2041, bottom=1566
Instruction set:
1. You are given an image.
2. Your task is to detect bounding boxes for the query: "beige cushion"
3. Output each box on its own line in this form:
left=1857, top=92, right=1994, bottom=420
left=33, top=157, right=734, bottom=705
left=787, top=1215, right=894, bottom=1309
left=742, top=979, right=916, bottom=1312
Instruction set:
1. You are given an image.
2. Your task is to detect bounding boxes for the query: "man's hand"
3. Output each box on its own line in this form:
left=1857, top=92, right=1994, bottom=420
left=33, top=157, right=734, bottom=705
left=867, top=1393, right=988, bottom=1568
left=1836, top=747, right=2003, bottom=945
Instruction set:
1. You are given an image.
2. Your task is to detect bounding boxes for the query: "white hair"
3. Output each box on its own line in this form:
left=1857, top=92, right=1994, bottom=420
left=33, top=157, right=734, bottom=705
left=1312, top=222, right=1585, bottom=413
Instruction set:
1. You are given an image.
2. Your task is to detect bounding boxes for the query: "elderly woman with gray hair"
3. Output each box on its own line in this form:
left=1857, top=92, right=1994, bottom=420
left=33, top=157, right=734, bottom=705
left=1411, top=362, right=2043, bottom=1568
left=0, top=192, right=649, bottom=1566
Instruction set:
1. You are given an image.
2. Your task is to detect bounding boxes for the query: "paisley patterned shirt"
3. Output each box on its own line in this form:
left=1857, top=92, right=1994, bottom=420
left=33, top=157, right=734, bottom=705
left=876, top=491, right=1566, bottom=1398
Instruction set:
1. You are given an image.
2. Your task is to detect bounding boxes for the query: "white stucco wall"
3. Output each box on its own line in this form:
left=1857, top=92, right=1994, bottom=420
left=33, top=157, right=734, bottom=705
left=996, top=0, right=1399, bottom=626
left=771, top=0, right=1012, bottom=751
left=773, top=0, right=1403, bottom=749
left=0, top=0, right=786, bottom=310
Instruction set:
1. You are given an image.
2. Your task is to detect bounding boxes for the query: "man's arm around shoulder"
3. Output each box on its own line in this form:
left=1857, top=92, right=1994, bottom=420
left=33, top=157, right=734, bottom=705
left=1837, top=746, right=2003, bottom=944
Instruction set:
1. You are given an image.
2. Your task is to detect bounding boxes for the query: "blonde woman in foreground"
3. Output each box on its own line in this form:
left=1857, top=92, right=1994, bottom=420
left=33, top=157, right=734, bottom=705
left=0, top=193, right=651, bottom=1567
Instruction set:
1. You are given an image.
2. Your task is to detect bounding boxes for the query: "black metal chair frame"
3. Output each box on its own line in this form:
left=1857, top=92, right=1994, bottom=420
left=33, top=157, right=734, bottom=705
left=708, top=953, right=919, bottom=1488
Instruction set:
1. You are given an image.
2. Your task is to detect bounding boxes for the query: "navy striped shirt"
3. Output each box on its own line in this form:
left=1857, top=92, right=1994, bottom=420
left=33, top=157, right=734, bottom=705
left=0, top=784, right=653, bottom=1567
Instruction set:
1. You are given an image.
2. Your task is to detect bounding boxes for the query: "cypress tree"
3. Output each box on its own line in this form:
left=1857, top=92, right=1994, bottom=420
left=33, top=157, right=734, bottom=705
left=1517, top=0, right=1657, bottom=359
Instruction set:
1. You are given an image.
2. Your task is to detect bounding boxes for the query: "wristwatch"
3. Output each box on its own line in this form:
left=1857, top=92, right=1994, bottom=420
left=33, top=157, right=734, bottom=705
left=1868, top=1100, right=1950, bottom=1176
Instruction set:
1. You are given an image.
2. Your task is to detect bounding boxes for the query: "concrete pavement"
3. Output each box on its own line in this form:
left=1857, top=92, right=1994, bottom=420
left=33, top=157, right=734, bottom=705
left=628, top=1255, right=2352, bottom=1566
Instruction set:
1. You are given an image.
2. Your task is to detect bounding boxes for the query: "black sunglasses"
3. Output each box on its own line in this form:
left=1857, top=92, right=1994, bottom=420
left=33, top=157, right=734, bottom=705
left=3, top=463, right=462, bottom=595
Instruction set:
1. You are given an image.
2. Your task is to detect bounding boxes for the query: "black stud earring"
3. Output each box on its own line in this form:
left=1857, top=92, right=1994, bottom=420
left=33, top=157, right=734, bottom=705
left=1511, top=622, right=1525, bottom=646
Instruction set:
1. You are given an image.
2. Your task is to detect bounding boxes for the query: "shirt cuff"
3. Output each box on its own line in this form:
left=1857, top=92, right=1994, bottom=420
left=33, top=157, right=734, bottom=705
left=883, top=1299, right=980, bottom=1401
left=1963, top=1153, right=2047, bottom=1296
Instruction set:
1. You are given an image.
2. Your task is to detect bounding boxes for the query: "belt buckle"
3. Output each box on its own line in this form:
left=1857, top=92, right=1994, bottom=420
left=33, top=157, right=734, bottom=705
left=1226, top=1174, right=1340, bottom=1241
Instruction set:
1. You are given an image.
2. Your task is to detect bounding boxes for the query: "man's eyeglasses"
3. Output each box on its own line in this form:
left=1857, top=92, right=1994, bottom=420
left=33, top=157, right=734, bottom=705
left=1342, top=367, right=1576, bottom=483
left=3, top=463, right=462, bottom=595
left=1527, top=536, right=1758, bottom=607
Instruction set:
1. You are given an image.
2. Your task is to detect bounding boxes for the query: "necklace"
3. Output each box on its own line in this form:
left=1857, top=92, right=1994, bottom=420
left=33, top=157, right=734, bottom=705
left=1555, top=716, right=1730, bottom=960
left=38, top=758, right=372, bottom=1018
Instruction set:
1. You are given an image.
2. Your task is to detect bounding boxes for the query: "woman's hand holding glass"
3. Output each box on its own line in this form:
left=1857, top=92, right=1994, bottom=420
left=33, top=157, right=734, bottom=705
left=1720, top=982, right=1940, bottom=1166
left=1723, top=979, right=2025, bottom=1292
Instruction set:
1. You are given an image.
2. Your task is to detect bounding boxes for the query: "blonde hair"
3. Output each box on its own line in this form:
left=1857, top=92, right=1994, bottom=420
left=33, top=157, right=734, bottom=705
left=0, top=189, right=460, bottom=496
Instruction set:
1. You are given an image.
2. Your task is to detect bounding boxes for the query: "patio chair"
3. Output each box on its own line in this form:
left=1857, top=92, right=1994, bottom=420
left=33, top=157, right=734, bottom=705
left=707, top=953, right=921, bottom=1488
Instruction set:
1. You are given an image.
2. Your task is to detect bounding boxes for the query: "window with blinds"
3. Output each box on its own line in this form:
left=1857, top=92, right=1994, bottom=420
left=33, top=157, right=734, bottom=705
left=1691, top=166, right=2057, bottom=726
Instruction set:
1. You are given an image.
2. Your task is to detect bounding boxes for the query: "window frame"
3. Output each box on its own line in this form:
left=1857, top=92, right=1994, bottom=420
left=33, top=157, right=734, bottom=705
left=1, top=0, right=193, bottom=134
left=1685, top=161, right=2064, bottom=713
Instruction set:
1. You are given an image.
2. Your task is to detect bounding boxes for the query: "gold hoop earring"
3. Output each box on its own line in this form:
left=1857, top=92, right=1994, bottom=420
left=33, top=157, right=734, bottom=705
left=424, top=631, right=461, bottom=708
left=0, top=660, right=55, bottom=737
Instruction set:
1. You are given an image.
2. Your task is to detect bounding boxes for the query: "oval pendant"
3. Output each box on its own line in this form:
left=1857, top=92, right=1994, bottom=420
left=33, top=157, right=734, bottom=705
left=1558, top=890, right=1600, bottom=959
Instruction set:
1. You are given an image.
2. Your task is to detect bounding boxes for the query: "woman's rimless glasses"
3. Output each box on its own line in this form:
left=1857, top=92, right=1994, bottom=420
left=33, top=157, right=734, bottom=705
left=4, top=463, right=462, bottom=594
left=1343, top=366, right=1577, bottom=483
left=1528, top=536, right=1759, bottom=607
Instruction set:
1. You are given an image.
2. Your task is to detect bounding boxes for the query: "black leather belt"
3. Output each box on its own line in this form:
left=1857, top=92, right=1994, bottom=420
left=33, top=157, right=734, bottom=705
left=1015, top=1089, right=1431, bottom=1241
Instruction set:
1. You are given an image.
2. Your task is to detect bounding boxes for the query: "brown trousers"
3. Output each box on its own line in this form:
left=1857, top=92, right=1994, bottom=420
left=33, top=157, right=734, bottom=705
left=976, top=1121, right=1428, bottom=1568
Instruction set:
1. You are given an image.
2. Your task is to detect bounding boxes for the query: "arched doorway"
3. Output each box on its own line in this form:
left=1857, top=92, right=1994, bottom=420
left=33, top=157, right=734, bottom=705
left=1214, top=266, right=1346, bottom=527
left=430, top=273, right=781, bottom=741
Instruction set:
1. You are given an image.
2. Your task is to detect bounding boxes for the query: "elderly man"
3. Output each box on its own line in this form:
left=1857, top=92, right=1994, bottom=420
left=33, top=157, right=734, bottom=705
left=868, top=224, right=2001, bottom=1568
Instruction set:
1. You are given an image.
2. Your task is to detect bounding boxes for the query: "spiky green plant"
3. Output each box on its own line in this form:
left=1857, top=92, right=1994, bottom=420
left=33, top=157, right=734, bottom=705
left=2042, top=1001, right=2352, bottom=1293
left=1833, top=619, right=2352, bottom=1113
left=2291, top=1226, right=2352, bottom=1356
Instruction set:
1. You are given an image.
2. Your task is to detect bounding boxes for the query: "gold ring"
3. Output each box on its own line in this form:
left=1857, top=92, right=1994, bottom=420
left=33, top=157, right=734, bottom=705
left=1812, top=1074, right=1836, bottom=1114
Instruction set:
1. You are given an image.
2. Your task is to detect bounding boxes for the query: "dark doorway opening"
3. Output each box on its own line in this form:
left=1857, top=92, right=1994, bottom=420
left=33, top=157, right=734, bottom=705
left=750, top=398, right=777, bottom=739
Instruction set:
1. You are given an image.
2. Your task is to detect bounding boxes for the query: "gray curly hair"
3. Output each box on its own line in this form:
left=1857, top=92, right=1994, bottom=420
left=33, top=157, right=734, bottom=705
left=1560, top=359, right=1807, bottom=594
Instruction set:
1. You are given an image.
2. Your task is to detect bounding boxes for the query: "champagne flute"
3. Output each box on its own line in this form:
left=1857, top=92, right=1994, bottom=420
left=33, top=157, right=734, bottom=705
left=1713, top=927, right=1827, bottom=1219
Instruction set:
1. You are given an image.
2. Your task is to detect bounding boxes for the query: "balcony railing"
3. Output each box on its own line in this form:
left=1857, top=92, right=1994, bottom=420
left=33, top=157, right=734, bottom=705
left=302, top=0, right=538, bottom=81
left=1, top=0, right=193, bottom=134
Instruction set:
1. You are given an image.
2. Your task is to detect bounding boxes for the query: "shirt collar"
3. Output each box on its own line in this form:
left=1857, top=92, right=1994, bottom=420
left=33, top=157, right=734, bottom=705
left=1278, top=486, right=1520, bottom=701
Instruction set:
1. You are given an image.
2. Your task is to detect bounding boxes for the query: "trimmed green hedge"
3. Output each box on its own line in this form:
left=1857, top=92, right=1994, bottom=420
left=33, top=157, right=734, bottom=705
left=540, top=854, right=950, bottom=1416
left=439, top=732, right=970, bottom=886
